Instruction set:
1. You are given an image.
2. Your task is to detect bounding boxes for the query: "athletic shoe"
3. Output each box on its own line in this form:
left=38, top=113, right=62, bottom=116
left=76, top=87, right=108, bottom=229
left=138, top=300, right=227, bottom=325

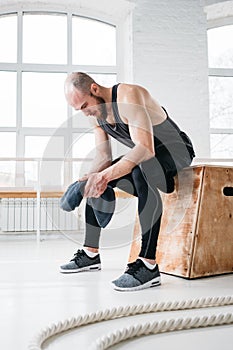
left=112, top=259, right=161, bottom=291
left=60, top=249, right=101, bottom=273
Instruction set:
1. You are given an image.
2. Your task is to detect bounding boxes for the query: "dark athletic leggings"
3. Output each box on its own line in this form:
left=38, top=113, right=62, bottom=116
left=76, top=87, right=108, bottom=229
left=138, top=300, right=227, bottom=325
left=83, top=155, right=179, bottom=260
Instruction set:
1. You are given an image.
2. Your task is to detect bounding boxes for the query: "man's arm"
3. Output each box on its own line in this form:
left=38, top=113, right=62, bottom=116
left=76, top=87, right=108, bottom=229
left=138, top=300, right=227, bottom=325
left=84, top=87, right=155, bottom=197
left=89, top=125, right=112, bottom=172
left=102, top=87, right=155, bottom=179
left=79, top=123, right=112, bottom=181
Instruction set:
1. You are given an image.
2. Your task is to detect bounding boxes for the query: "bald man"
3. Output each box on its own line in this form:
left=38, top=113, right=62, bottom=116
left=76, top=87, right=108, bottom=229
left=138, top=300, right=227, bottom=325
left=60, top=72, right=195, bottom=291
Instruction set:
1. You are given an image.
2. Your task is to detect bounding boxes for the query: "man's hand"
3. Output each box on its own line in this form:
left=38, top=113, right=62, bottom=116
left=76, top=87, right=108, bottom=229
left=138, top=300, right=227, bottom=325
left=78, top=173, right=91, bottom=182
left=83, top=172, right=108, bottom=198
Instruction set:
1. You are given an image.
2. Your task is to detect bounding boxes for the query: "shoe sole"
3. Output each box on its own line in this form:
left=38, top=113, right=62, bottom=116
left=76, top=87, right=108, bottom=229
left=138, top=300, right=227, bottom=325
left=112, top=276, right=161, bottom=292
left=60, top=264, right=101, bottom=274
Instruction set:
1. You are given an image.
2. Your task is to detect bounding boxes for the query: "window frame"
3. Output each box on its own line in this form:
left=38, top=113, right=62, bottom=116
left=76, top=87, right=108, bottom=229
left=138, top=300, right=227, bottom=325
left=207, top=17, right=233, bottom=157
left=0, top=8, right=125, bottom=186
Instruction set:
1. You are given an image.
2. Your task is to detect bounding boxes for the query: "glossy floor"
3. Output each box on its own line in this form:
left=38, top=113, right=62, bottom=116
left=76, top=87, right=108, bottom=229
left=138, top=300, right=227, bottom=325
left=0, top=235, right=232, bottom=350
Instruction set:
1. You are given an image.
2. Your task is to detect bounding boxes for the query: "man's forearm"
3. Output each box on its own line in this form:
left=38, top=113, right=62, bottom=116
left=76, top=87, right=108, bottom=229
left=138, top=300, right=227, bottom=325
left=88, top=155, right=112, bottom=174
left=101, top=158, right=135, bottom=182
left=83, top=145, right=154, bottom=198
left=101, top=144, right=155, bottom=182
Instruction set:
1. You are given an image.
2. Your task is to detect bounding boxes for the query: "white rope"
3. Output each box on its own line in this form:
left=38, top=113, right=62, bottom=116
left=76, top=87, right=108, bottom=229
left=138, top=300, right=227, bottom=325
left=93, top=312, right=233, bottom=350
left=28, top=295, right=233, bottom=350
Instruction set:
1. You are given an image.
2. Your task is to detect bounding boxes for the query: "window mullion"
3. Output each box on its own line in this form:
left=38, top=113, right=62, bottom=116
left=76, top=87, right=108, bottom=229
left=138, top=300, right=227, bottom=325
left=65, top=11, right=73, bottom=186
left=67, top=11, right=72, bottom=130
left=16, top=11, right=24, bottom=186
left=210, top=128, right=233, bottom=134
left=67, top=12, right=72, bottom=69
left=71, top=65, right=117, bottom=74
left=209, top=68, right=233, bottom=77
left=16, top=10, right=23, bottom=139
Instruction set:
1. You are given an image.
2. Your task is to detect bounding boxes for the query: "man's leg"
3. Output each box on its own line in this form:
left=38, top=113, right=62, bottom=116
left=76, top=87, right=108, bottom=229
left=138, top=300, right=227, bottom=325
left=131, top=165, right=163, bottom=261
left=104, top=159, right=165, bottom=264
left=111, top=160, right=173, bottom=291
left=83, top=202, right=101, bottom=251
left=59, top=200, right=102, bottom=273
left=60, top=158, right=165, bottom=279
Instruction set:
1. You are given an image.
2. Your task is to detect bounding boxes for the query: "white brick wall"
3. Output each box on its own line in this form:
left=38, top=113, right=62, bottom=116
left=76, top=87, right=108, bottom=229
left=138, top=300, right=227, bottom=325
left=130, top=0, right=210, bottom=157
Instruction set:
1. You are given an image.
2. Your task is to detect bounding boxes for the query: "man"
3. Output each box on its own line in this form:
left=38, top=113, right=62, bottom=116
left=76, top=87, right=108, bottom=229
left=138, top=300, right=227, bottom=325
left=60, top=72, right=195, bottom=291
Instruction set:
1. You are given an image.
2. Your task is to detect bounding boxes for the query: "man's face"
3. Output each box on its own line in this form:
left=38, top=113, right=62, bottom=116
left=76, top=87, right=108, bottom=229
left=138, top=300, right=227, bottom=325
left=66, top=87, right=107, bottom=120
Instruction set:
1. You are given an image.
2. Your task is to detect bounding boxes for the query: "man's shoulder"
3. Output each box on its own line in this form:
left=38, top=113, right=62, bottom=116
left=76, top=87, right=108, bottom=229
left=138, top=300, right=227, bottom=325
left=117, top=83, right=149, bottom=102
left=118, top=82, right=145, bottom=91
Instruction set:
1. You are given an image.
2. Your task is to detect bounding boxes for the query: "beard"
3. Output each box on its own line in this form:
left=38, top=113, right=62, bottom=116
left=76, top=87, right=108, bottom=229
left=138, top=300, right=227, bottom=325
left=92, top=95, right=108, bottom=121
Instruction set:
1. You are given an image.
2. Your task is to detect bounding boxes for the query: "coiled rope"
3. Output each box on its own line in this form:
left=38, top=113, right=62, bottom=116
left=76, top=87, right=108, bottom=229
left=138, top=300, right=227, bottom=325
left=29, top=295, right=233, bottom=350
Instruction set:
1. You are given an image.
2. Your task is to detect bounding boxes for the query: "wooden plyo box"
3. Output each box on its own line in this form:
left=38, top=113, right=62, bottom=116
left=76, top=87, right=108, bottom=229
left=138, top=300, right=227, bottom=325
left=129, top=165, right=233, bottom=279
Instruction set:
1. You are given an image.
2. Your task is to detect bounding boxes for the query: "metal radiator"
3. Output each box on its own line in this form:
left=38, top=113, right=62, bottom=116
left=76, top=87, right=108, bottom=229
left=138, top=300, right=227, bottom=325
left=0, top=198, right=79, bottom=232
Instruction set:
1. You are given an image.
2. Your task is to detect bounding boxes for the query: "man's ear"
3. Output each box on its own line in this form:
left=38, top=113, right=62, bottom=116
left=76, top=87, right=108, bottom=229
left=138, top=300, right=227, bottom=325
left=90, top=83, right=100, bottom=96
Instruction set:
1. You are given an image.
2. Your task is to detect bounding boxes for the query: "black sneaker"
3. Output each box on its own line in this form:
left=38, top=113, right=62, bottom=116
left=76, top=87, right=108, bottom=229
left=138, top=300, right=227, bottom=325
left=112, top=259, right=161, bottom=291
left=60, top=249, right=101, bottom=273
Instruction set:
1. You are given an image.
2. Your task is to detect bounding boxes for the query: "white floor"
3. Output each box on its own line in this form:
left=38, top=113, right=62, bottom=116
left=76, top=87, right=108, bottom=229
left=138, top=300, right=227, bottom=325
left=0, top=233, right=233, bottom=350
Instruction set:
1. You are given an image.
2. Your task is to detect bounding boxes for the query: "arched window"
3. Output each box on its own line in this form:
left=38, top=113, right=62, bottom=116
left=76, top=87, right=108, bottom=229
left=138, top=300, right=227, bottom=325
left=207, top=23, right=233, bottom=158
left=0, top=11, right=117, bottom=186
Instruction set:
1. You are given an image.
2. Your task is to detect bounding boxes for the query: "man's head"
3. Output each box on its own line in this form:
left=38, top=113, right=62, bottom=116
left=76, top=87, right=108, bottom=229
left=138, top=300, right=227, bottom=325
left=64, top=72, right=107, bottom=119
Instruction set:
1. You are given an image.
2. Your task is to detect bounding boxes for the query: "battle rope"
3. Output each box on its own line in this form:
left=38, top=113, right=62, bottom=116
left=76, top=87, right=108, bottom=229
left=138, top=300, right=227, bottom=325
left=93, top=311, right=233, bottom=350
left=29, top=295, right=233, bottom=350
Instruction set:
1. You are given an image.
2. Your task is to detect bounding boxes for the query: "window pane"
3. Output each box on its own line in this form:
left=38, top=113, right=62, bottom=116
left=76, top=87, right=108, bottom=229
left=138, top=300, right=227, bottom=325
left=22, top=72, right=67, bottom=127
left=208, top=25, right=233, bottom=68
left=72, top=17, right=116, bottom=65
left=25, top=136, right=64, bottom=158
left=209, top=77, right=233, bottom=128
left=0, top=132, right=16, bottom=157
left=25, top=136, right=64, bottom=187
left=90, top=74, right=117, bottom=86
left=23, top=13, right=67, bottom=64
left=72, top=133, right=95, bottom=158
left=24, top=160, right=64, bottom=188
left=24, top=160, right=37, bottom=187
left=211, top=134, right=233, bottom=158
left=0, top=71, right=17, bottom=127
left=0, top=133, right=16, bottom=186
left=72, top=133, right=95, bottom=180
left=72, top=110, right=91, bottom=128
left=0, top=14, right=17, bottom=63
left=0, top=161, right=15, bottom=187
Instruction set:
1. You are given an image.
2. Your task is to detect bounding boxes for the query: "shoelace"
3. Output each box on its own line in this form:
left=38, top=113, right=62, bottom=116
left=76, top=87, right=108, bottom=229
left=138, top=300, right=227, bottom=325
left=71, top=249, right=85, bottom=263
left=126, top=259, right=144, bottom=276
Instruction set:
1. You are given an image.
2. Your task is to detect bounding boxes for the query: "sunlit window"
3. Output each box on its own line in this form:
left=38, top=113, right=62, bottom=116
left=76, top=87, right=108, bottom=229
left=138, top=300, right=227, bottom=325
left=0, top=133, right=16, bottom=157
left=72, top=16, right=116, bottom=66
left=0, top=71, right=17, bottom=127
left=0, top=133, right=16, bottom=186
left=22, top=72, right=67, bottom=127
left=72, top=132, right=95, bottom=181
left=90, top=73, right=117, bottom=86
left=0, top=11, right=117, bottom=186
left=23, top=13, right=67, bottom=64
left=24, top=136, right=64, bottom=187
left=210, top=134, right=233, bottom=158
left=207, top=24, right=233, bottom=158
left=25, top=136, right=64, bottom=158
left=209, top=77, right=233, bottom=129
left=0, top=14, right=17, bottom=62
left=208, top=25, right=233, bottom=69
left=72, top=133, right=95, bottom=158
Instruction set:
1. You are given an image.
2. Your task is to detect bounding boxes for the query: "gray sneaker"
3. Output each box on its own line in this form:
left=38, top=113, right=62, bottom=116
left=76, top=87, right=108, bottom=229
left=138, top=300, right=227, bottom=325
left=60, top=249, right=101, bottom=273
left=112, top=259, right=161, bottom=291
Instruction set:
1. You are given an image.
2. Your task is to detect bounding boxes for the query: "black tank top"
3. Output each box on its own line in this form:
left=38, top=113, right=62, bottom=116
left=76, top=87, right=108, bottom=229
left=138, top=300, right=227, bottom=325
left=97, top=84, right=195, bottom=158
